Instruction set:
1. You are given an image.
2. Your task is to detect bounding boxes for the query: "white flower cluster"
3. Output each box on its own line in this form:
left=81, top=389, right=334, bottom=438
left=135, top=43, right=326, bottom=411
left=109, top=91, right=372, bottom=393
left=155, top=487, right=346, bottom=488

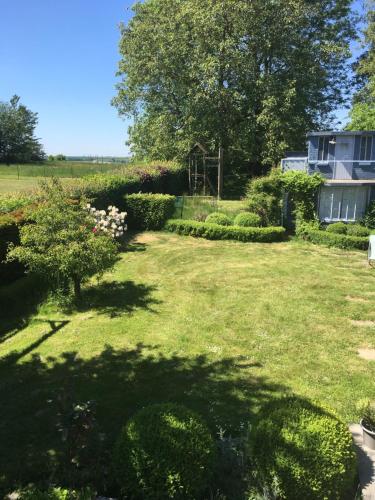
left=87, top=203, right=127, bottom=238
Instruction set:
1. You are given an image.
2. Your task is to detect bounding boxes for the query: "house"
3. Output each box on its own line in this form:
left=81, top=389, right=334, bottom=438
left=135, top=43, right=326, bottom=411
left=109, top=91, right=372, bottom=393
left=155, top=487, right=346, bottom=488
left=282, top=131, right=375, bottom=222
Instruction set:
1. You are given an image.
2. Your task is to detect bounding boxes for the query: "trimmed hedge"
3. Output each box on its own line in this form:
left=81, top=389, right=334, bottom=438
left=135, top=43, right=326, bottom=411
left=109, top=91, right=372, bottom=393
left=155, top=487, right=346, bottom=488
left=302, top=227, right=369, bottom=250
left=205, top=212, right=233, bottom=226
left=249, top=398, right=356, bottom=500
left=165, top=219, right=286, bottom=242
left=124, top=193, right=175, bottom=230
left=73, top=161, right=186, bottom=210
left=346, top=224, right=370, bottom=237
left=113, top=403, right=216, bottom=499
left=326, top=222, right=347, bottom=234
left=233, top=212, right=261, bottom=227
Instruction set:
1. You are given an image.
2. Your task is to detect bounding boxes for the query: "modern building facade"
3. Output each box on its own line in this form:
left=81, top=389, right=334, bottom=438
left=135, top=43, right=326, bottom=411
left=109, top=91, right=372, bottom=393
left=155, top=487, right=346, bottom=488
left=282, top=131, right=375, bottom=222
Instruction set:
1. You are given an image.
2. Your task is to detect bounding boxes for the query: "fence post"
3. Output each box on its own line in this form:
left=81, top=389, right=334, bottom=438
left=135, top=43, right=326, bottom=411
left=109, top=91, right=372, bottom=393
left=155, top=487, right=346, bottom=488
left=17, top=164, right=19, bottom=180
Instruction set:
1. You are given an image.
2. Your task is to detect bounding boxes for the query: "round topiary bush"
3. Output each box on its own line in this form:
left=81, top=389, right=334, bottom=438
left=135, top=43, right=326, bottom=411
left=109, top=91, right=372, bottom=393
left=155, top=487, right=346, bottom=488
left=113, top=403, right=216, bottom=499
left=326, top=222, right=347, bottom=234
left=205, top=212, right=232, bottom=226
left=346, top=224, right=370, bottom=237
left=249, top=398, right=356, bottom=500
left=233, top=212, right=261, bottom=227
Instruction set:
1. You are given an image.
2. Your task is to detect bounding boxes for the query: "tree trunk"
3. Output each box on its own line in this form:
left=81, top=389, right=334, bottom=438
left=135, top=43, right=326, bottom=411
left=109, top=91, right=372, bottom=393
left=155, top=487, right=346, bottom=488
left=73, top=278, right=81, bottom=300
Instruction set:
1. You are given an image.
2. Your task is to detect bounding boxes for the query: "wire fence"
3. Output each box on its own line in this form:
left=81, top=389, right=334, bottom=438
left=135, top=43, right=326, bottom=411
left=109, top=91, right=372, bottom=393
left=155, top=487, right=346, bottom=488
left=0, top=162, right=119, bottom=179
left=172, top=196, right=245, bottom=221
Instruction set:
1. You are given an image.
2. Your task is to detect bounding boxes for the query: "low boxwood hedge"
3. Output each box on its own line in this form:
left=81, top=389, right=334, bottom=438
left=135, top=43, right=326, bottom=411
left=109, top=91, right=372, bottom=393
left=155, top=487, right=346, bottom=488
left=249, top=398, right=356, bottom=500
left=205, top=212, right=233, bottom=226
left=302, top=227, right=368, bottom=250
left=114, top=403, right=216, bottom=499
left=165, top=219, right=285, bottom=242
left=124, top=193, right=175, bottom=230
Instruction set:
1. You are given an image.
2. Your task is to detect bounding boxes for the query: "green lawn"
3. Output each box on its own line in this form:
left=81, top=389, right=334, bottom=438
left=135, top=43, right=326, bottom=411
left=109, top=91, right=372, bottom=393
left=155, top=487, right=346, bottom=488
left=1, top=233, right=375, bottom=492
left=0, top=177, right=44, bottom=193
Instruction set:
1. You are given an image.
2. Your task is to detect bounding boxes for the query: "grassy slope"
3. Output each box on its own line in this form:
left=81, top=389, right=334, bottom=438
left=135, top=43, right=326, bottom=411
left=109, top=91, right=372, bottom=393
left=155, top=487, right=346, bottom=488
left=1, top=233, right=375, bottom=489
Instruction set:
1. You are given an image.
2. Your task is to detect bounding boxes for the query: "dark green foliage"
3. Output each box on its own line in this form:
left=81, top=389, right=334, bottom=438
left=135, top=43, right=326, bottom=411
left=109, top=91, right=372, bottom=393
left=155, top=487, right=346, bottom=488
left=326, top=222, right=348, bottom=234
left=113, top=403, right=216, bottom=499
left=0, top=95, right=45, bottom=163
left=245, top=170, right=283, bottom=225
left=73, top=162, right=187, bottom=209
left=165, top=219, right=285, bottom=242
left=233, top=212, right=261, bottom=227
left=346, top=224, right=370, bottom=237
left=249, top=398, right=356, bottom=500
left=357, top=399, right=375, bottom=433
left=282, top=171, right=324, bottom=223
left=205, top=212, right=233, bottom=226
left=124, top=193, right=175, bottom=230
left=300, top=227, right=368, bottom=250
left=0, top=212, right=25, bottom=284
left=16, top=486, right=93, bottom=499
left=363, top=201, right=375, bottom=229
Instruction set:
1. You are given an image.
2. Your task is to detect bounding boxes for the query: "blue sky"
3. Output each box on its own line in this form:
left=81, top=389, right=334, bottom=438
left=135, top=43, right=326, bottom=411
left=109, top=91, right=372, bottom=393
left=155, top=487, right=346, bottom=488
left=0, top=1, right=366, bottom=156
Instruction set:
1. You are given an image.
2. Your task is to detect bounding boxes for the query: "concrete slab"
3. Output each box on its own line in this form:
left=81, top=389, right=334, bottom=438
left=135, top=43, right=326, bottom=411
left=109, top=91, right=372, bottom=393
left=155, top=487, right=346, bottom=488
left=350, top=423, right=375, bottom=499
left=358, top=349, right=375, bottom=361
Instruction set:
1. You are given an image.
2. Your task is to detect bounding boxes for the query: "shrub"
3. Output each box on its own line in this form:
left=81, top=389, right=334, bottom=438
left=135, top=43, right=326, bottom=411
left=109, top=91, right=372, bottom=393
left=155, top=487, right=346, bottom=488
left=325, top=222, right=347, bottom=234
left=113, top=403, right=216, bottom=499
left=357, top=398, right=375, bottom=432
left=165, top=219, right=286, bottom=243
left=363, top=200, right=375, bottom=229
left=281, top=171, right=324, bottom=223
left=0, top=212, right=25, bottom=284
left=245, top=170, right=283, bottom=226
left=299, top=227, right=368, bottom=250
left=16, top=487, right=93, bottom=499
left=346, top=224, right=370, bottom=237
left=233, top=212, right=261, bottom=227
left=249, top=398, right=356, bottom=500
left=124, top=193, right=175, bottom=230
left=6, top=180, right=119, bottom=300
left=205, top=212, right=233, bottom=226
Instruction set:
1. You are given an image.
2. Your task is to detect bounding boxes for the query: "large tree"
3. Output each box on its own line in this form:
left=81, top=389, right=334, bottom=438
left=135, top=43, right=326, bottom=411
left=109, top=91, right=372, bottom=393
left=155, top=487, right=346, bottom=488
left=113, top=0, right=355, bottom=172
left=347, top=1, right=375, bottom=130
left=0, top=95, right=45, bottom=163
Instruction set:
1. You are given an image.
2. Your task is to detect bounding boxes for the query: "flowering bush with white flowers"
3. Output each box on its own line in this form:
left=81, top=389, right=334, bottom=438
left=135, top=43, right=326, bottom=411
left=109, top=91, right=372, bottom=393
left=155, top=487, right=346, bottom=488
left=87, top=204, right=127, bottom=239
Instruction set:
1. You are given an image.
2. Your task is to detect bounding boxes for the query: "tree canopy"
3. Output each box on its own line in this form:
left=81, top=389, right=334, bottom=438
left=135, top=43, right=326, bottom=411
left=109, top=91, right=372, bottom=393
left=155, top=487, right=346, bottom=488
left=113, top=0, right=355, bottom=172
left=0, top=95, right=45, bottom=163
left=347, top=1, right=375, bottom=130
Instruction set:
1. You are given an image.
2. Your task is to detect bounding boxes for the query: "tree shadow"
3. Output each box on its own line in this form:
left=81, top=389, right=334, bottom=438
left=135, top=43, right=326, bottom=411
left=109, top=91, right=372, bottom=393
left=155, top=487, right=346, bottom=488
left=0, top=342, right=289, bottom=496
left=74, top=280, right=160, bottom=316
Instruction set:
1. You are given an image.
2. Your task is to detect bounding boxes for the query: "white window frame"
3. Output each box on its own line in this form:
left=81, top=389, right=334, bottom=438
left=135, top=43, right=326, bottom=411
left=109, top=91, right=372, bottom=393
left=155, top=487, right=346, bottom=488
left=359, top=135, right=373, bottom=163
left=318, top=136, right=331, bottom=163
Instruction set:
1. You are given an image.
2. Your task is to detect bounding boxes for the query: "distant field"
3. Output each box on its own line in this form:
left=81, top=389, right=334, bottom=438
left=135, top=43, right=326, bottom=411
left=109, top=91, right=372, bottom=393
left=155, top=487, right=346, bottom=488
left=0, top=161, right=126, bottom=180
left=0, top=177, right=43, bottom=194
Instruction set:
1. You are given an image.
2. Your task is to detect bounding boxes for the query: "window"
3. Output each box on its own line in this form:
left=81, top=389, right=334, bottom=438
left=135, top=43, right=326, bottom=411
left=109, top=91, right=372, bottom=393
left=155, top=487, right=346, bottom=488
left=360, top=135, right=373, bottom=161
left=318, top=136, right=331, bottom=162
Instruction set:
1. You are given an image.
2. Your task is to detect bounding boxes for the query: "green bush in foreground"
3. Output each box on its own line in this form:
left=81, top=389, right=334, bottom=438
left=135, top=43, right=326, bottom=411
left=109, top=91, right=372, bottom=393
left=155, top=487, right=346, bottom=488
left=233, top=212, right=261, bottom=227
left=165, top=219, right=285, bottom=242
left=249, top=398, right=356, bottom=500
left=124, top=192, right=175, bottom=230
left=114, top=403, right=216, bottom=499
left=326, top=222, right=347, bottom=234
left=205, top=212, right=233, bottom=226
left=346, top=224, right=370, bottom=237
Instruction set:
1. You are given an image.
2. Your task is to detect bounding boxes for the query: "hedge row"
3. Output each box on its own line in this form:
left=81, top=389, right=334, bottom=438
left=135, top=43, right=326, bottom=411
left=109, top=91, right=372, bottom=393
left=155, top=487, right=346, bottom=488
left=71, top=161, right=186, bottom=210
left=124, top=193, right=175, bottom=230
left=165, top=219, right=286, bottom=242
left=302, top=228, right=369, bottom=250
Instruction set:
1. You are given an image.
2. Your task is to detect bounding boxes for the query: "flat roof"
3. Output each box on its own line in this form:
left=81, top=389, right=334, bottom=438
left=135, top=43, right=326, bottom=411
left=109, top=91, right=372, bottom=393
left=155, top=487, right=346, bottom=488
left=308, top=130, right=375, bottom=137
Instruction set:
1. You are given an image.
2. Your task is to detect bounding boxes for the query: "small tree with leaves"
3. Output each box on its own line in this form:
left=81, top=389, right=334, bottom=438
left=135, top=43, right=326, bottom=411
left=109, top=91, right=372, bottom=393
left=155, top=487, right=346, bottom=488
left=7, top=180, right=119, bottom=300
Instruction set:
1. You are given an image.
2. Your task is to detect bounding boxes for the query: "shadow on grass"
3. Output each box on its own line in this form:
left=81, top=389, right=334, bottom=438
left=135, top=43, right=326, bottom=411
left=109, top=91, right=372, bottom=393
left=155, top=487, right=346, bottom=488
left=0, top=274, right=48, bottom=340
left=0, top=341, right=288, bottom=495
left=74, top=280, right=160, bottom=317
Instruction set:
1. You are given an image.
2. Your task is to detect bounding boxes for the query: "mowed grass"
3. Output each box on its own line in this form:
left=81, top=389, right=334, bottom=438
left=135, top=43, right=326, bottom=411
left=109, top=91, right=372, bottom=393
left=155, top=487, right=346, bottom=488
left=1, top=233, right=375, bottom=490
left=0, top=177, right=43, bottom=193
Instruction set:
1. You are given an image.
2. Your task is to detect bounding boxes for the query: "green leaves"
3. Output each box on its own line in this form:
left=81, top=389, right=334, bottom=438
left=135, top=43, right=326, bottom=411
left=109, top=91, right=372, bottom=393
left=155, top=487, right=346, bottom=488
left=113, top=0, right=355, bottom=169
left=0, top=95, right=45, bottom=163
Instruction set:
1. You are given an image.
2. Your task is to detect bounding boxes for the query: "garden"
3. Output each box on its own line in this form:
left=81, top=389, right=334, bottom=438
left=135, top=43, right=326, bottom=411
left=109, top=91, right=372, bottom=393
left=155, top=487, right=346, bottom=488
left=1, top=164, right=375, bottom=499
